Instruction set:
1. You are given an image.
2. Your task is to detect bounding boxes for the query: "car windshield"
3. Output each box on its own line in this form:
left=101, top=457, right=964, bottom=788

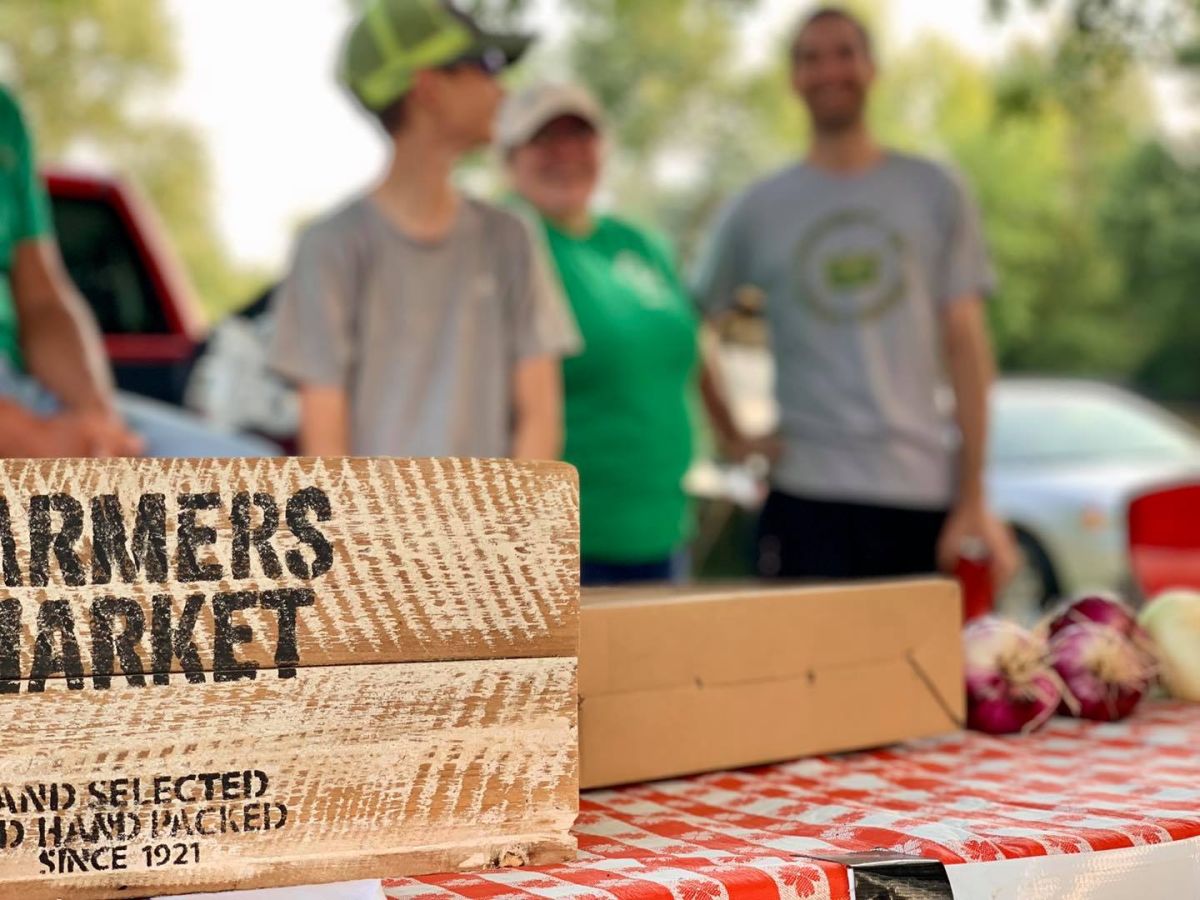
left=992, top=388, right=1200, bottom=464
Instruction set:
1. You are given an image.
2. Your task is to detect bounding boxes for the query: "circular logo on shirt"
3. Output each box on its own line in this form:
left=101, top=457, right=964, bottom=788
left=793, top=210, right=907, bottom=322
left=612, top=251, right=674, bottom=310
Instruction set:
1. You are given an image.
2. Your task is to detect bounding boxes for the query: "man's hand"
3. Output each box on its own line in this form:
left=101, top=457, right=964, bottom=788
left=699, top=327, right=783, bottom=468
left=20, top=412, right=142, bottom=459
left=936, top=500, right=1022, bottom=590
left=719, top=430, right=784, bottom=466
left=23, top=416, right=92, bottom=458
left=938, top=297, right=1016, bottom=588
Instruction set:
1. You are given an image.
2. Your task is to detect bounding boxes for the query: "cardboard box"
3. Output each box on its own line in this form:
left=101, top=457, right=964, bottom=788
left=0, top=457, right=579, bottom=898
left=579, top=579, right=963, bottom=789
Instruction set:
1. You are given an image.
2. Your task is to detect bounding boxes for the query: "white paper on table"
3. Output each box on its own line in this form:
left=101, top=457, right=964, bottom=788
left=155, top=880, right=385, bottom=900
left=946, top=836, right=1200, bottom=899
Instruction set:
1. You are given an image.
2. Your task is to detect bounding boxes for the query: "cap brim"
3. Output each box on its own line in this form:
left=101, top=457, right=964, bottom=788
left=497, top=87, right=605, bottom=151
left=472, top=31, right=534, bottom=68
left=522, top=104, right=600, bottom=146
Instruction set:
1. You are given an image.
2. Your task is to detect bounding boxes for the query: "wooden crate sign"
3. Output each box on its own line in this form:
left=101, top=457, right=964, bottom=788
left=0, top=457, right=580, bottom=899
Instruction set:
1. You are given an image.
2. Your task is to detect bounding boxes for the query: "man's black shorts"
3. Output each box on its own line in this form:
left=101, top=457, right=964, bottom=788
left=756, top=490, right=949, bottom=580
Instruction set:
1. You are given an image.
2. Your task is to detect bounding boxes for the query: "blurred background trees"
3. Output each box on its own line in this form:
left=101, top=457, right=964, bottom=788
left=3, top=0, right=1199, bottom=400
left=0, top=0, right=263, bottom=317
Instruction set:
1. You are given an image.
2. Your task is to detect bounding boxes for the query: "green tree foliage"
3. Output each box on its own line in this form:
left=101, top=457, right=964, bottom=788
left=0, top=0, right=260, bottom=319
left=988, top=0, right=1198, bottom=66
left=929, top=39, right=1152, bottom=375
left=1103, top=142, right=1200, bottom=400
left=562, top=0, right=773, bottom=255
left=980, top=1, right=1200, bottom=399
left=0, top=0, right=176, bottom=153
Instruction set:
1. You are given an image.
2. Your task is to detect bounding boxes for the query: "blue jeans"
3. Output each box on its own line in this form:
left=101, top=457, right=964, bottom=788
left=0, top=360, right=278, bottom=458
left=580, top=549, right=691, bottom=587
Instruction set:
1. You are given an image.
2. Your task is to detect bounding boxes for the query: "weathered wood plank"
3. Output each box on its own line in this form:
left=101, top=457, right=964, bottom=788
left=0, top=657, right=578, bottom=897
left=0, top=456, right=581, bottom=894
left=0, top=458, right=579, bottom=682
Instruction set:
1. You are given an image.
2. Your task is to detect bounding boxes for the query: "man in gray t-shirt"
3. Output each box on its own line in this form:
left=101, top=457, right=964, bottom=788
left=695, top=7, right=1019, bottom=587
left=270, top=0, right=577, bottom=459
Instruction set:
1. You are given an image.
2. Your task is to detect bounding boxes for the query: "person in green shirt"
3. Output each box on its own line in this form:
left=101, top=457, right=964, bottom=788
left=0, top=84, right=143, bottom=457
left=497, top=83, right=753, bottom=585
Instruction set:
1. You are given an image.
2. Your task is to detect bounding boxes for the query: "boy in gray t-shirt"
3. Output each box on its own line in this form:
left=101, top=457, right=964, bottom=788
left=695, top=8, right=1019, bottom=588
left=270, top=0, right=577, bottom=459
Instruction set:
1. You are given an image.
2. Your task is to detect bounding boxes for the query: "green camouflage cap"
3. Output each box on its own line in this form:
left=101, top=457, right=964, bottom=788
left=341, top=0, right=533, bottom=112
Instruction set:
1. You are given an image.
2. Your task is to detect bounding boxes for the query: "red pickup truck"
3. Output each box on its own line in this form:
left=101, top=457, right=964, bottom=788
left=44, top=168, right=208, bottom=406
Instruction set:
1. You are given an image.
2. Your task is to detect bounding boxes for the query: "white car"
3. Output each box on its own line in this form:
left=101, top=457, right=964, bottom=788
left=991, top=379, right=1200, bottom=618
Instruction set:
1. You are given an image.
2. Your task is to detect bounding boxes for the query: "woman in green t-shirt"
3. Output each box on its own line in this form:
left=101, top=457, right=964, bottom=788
left=497, top=83, right=749, bottom=586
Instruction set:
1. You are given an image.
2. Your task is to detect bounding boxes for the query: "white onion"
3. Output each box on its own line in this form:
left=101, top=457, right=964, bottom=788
left=1139, top=590, right=1200, bottom=702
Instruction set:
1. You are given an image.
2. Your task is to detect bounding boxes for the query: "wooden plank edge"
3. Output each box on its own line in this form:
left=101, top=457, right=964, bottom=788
left=5, top=832, right=578, bottom=900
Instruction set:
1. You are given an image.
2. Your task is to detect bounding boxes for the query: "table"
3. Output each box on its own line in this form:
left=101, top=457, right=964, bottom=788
left=385, top=702, right=1200, bottom=900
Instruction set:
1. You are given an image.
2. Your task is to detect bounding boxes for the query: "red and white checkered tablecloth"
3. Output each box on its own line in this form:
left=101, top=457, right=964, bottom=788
left=384, top=702, right=1200, bottom=900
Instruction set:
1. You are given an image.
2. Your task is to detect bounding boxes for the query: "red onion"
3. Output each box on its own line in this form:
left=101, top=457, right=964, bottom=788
left=1046, top=592, right=1144, bottom=640
left=964, top=617, right=1063, bottom=735
left=1049, top=622, right=1155, bottom=722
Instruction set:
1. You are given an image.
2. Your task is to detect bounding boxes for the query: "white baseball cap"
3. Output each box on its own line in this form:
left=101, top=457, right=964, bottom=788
left=495, top=82, right=605, bottom=152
